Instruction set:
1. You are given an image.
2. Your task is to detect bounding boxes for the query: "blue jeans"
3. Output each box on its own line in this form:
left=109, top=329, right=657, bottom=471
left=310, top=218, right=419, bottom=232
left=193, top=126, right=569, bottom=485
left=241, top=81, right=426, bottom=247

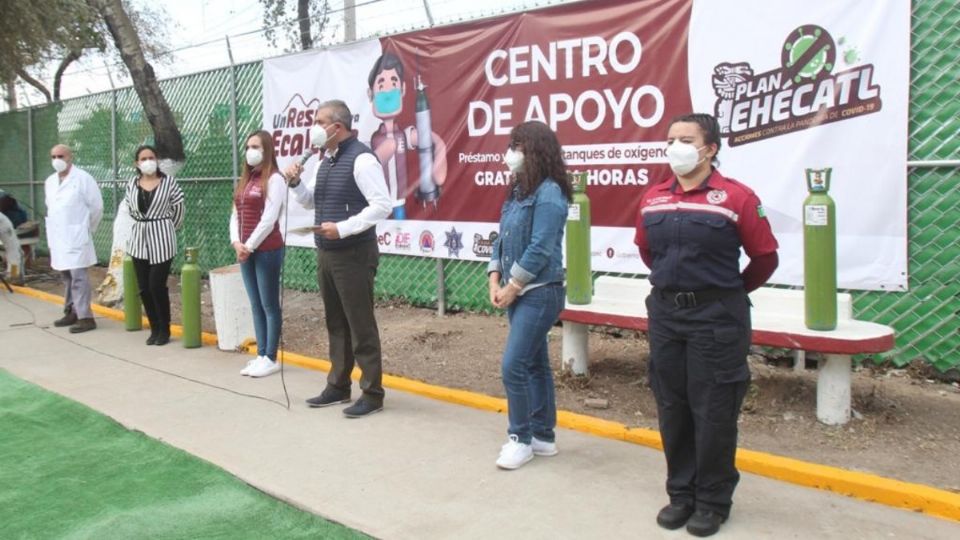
left=239, top=248, right=284, bottom=361
left=501, top=284, right=565, bottom=444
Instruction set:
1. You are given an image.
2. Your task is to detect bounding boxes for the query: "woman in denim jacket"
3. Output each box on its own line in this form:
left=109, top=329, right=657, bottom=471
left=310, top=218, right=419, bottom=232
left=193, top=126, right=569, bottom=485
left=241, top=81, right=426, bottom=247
left=487, top=121, right=572, bottom=470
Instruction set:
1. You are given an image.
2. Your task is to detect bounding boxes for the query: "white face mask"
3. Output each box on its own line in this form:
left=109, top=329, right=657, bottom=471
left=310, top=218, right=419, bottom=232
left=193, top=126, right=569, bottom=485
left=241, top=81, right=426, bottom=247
left=246, top=148, right=263, bottom=167
left=311, top=125, right=329, bottom=148
left=138, top=159, right=158, bottom=176
left=503, top=148, right=525, bottom=173
left=666, top=141, right=706, bottom=176
left=52, top=158, right=69, bottom=173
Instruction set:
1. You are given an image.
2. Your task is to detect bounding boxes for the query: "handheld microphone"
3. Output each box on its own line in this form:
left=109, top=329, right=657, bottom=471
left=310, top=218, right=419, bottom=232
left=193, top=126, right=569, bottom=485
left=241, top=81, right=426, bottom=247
left=298, top=147, right=318, bottom=167
left=286, top=147, right=318, bottom=187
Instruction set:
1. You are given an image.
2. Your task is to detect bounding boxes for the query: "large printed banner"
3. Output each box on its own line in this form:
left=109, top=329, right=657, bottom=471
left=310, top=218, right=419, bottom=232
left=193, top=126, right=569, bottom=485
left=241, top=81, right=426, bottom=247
left=264, top=0, right=909, bottom=290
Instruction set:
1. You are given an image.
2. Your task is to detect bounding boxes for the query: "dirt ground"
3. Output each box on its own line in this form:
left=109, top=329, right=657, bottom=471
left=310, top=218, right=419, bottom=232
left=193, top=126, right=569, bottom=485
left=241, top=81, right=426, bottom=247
left=23, top=262, right=960, bottom=492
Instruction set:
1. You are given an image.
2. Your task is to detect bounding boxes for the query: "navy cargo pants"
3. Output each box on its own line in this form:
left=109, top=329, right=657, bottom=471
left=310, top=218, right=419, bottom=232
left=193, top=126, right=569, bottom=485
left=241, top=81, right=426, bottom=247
left=645, top=288, right=752, bottom=517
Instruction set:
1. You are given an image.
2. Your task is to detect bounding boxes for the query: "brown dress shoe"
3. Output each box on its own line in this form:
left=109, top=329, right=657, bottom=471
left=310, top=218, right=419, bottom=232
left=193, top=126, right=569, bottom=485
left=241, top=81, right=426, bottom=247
left=69, top=318, right=97, bottom=333
left=54, top=310, right=78, bottom=327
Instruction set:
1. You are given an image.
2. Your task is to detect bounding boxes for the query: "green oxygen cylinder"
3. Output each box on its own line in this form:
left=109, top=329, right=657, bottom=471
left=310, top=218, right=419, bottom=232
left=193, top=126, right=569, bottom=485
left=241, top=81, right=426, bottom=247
left=565, top=172, right=592, bottom=304
left=181, top=247, right=202, bottom=348
left=122, top=254, right=142, bottom=330
left=803, top=168, right=838, bottom=330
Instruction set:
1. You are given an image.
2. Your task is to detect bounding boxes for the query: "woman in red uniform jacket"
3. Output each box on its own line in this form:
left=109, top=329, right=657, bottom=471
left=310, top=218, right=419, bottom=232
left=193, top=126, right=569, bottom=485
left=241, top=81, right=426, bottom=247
left=635, top=113, right=778, bottom=537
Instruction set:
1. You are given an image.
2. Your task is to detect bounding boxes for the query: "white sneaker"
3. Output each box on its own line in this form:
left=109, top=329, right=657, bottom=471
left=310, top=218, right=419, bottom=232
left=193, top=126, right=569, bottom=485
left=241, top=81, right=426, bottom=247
left=496, top=435, right=533, bottom=470
left=531, top=437, right=558, bottom=457
left=248, top=357, right=280, bottom=378
left=240, top=356, right=261, bottom=376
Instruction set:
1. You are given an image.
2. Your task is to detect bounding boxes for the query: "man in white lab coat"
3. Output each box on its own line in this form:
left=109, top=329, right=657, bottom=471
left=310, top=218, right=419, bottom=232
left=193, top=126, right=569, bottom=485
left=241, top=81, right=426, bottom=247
left=44, top=144, right=103, bottom=333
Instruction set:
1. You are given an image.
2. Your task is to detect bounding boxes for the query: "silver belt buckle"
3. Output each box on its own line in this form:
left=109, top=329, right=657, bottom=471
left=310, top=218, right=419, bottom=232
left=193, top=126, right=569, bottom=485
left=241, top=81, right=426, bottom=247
left=674, top=292, right=696, bottom=308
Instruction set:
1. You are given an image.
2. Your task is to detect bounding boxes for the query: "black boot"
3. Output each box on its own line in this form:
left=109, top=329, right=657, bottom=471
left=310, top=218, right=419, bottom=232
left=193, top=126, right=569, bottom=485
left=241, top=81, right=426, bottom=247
left=154, top=324, right=170, bottom=346
left=140, top=291, right=159, bottom=345
left=154, top=288, right=171, bottom=346
left=54, top=306, right=77, bottom=327
left=656, top=503, right=695, bottom=530
left=686, top=509, right=727, bottom=537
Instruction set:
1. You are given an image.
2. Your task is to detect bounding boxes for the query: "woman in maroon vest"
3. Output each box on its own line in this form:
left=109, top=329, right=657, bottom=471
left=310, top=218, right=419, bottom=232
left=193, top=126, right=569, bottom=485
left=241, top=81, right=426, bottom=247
left=230, top=130, right=286, bottom=378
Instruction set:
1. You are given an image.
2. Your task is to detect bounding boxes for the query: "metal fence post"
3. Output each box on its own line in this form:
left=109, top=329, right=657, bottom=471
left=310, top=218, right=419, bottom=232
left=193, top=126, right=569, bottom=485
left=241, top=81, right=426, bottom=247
left=226, top=36, right=239, bottom=189
left=26, top=107, right=35, bottom=218
left=103, top=60, right=119, bottom=211
left=422, top=0, right=435, bottom=26
left=437, top=259, right=446, bottom=316
left=111, top=88, right=119, bottom=208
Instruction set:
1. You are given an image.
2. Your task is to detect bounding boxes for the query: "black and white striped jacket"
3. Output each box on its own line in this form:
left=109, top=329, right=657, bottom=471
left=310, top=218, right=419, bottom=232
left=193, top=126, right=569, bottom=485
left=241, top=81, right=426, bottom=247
left=125, top=175, right=185, bottom=264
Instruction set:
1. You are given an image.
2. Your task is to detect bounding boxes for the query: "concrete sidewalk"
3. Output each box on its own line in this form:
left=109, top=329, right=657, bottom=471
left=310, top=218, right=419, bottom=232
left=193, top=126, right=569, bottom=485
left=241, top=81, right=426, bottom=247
left=1, top=290, right=957, bottom=539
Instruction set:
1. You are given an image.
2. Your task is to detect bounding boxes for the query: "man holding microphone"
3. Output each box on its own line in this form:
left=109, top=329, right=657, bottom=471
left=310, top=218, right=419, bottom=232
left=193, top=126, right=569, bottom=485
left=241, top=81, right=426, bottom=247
left=285, top=100, right=392, bottom=418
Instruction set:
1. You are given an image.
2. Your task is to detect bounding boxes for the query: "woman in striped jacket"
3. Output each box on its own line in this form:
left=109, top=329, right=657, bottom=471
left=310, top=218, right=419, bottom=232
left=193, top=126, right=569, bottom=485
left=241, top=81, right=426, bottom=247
left=125, top=144, right=185, bottom=346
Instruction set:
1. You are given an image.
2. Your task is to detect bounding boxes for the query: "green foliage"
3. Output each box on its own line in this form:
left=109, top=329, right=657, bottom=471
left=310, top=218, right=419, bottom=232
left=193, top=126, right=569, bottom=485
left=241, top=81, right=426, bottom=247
left=0, top=0, right=103, bottom=81
left=0, top=0, right=174, bottom=101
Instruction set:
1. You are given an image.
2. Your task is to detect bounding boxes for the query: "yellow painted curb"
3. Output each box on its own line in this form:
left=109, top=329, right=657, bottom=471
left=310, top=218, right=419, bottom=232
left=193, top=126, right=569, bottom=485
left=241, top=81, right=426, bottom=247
left=11, top=285, right=220, bottom=347
left=735, top=448, right=960, bottom=522
left=9, top=284, right=960, bottom=522
left=268, top=350, right=960, bottom=523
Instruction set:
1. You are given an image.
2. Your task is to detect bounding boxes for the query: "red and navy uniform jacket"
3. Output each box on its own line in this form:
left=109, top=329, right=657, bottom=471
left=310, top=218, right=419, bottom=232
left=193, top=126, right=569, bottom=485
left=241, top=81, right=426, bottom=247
left=634, top=169, right=778, bottom=291
left=236, top=172, right=284, bottom=251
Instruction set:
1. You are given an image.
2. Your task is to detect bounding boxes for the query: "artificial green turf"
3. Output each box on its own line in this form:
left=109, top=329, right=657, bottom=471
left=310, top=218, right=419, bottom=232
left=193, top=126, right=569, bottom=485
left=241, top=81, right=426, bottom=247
left=0, top=369, right=369, bottom=539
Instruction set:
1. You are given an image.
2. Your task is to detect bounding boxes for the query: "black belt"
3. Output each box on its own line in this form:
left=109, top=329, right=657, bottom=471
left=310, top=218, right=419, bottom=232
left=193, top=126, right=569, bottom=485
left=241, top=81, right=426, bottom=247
left=654, top=287, right=742, bottom=308
left=133, top=217, right=170, bottom=222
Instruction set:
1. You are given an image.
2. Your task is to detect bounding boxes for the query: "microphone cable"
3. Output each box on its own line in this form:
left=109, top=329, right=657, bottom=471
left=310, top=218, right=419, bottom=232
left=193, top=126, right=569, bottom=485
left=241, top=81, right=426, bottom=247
left=1, top=290, right=292, bottom=410
left=0, top=166, right=307, bottom=411
left=237, top=166, right=296, bottom=410
left=276, top=167, right=295, bottom=411
left=274, top=146, right=320, bottom=410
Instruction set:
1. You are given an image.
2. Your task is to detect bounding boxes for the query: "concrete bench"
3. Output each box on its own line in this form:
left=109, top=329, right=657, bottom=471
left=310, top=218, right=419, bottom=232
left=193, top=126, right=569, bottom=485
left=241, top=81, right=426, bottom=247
left=559, top=276, right=895, bottom=425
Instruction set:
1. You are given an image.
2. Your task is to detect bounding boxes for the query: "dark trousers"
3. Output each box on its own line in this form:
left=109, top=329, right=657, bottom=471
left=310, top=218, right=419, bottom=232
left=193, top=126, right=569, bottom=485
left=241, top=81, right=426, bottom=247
left=317, top=239, right=384, bottom=400
left=132, top=257, right=173, bottom=337
left=645, top=290, right=752, bottom=517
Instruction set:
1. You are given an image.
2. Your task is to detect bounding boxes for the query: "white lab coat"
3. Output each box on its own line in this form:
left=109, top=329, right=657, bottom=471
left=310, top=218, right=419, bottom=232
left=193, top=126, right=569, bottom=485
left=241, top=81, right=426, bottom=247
left=44, top=165, right=103, bottom=271
left=0, top=212, right=21, bottom=276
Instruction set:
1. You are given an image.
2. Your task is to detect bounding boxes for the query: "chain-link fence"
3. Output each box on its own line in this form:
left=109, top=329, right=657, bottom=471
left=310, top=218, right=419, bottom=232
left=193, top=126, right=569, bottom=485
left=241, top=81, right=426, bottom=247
left=1, top=2, right=957, bottom=370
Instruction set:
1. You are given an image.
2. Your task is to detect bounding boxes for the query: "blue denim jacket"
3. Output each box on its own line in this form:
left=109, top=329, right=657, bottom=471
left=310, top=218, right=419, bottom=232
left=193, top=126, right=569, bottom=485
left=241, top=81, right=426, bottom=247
left=487, top=178, right=568, bottom=292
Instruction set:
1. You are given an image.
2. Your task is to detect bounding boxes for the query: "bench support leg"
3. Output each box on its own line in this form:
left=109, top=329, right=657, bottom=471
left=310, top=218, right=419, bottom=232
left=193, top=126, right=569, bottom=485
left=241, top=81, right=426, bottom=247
left=817, top=354, right=851, bottom=425
left=561, top=321, right=589, bottom=376
left=793, top=350, right=806, bottom=372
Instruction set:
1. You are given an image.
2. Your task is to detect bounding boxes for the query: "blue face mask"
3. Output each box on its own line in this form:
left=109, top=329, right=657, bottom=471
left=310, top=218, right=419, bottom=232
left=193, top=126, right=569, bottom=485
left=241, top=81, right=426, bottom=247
left=373, top=88, right=402, bottom=115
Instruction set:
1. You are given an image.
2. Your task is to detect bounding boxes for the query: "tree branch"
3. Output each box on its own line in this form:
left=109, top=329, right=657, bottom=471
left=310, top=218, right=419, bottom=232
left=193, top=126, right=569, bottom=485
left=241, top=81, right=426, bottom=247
left=53, top=50, right=83, bottom=101
left=3, top=77, right=17, bottom=110
left=87, top=0, right=184, bottom=164
left=14, top=69, right=52, bottom=103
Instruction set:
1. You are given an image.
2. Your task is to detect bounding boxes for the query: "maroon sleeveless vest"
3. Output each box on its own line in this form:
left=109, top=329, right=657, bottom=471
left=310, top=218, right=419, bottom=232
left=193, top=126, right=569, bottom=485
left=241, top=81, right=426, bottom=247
left=236, top=172, right=283, bottom=251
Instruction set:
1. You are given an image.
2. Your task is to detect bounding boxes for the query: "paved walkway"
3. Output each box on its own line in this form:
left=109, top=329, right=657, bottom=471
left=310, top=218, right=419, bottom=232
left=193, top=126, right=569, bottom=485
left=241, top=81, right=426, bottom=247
left=1, top=290, right=957, bottom=539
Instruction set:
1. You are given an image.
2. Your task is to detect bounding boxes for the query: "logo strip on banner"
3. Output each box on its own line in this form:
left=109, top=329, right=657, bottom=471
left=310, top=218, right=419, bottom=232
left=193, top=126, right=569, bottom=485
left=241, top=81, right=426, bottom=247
left=262, top=0, right=908, bottom=289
